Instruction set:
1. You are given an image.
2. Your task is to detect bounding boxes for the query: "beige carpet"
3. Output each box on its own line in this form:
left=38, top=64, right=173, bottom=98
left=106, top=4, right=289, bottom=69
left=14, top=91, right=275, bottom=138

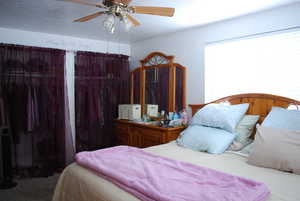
left=0, top=174, right=59, bottom=201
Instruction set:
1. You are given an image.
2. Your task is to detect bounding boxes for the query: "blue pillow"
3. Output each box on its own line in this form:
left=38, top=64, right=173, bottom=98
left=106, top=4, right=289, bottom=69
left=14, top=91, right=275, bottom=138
left=176, top=125, right=236, bottom=154
left=191, top=103, right=249, bottom=133
left=262, top=107, right=300, bottom=131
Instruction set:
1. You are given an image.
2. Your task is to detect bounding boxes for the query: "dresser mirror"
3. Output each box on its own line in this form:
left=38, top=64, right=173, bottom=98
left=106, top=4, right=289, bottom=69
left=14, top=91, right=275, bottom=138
left=131, top=68, right=141, bottom=104
left=145, top=66, right=170, bottom=112
left=174, top=63, right=186, bottom=112
left=130, top=52, right=186, bottom=115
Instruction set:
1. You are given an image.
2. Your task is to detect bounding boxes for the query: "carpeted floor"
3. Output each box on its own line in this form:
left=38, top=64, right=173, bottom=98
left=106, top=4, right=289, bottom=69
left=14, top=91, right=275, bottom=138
left=0, top=174, right=59, bottom=201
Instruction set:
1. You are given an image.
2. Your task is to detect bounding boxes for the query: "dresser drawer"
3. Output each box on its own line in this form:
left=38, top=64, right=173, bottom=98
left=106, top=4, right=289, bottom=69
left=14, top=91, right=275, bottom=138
left=142, top=129, right=163, bottom=140
left=115, top=124, right=128, bottom=134
left=130, top=132, right=142, bottom=148
left=114, top=120, right=186, bottom=148
left=141, top=136, right=162, bottom=147
left=116, top=131, right=129, bottom=144
left=141, top=129, right=163, bottom=148
left=166, top=130, right=182, bottom=142
left=115, top=123, right=129, bottom=145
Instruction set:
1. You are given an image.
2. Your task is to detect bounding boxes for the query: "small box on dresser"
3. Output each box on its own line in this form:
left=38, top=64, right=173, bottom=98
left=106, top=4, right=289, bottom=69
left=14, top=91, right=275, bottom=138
left=114, top=120, right=186, bottom=148
left=145, top=104, right=159, bottom=117
left=118, top=104, right=141, bottom=120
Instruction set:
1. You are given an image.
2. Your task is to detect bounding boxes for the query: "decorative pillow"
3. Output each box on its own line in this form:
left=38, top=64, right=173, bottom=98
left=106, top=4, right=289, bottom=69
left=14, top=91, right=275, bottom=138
left=191, top=103, right=249, bottom=133
left=262, top=106, right=300, bottom=131
left=248, top=126, right=300, bottom=175
left=176, top=125, right=236, bottom=154
left=238, top=142, right=254, bottom=156
left=228, top=115, right=260, bottom=151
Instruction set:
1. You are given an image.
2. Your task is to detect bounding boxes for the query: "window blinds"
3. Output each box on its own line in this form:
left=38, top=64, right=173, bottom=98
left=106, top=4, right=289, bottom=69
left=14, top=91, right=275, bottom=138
left=205, top=30, right=300, bottom=102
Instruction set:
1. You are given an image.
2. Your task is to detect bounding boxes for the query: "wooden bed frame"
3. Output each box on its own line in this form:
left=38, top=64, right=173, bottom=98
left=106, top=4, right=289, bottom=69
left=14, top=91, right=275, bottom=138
left=189, top=93, right=300, bottom=137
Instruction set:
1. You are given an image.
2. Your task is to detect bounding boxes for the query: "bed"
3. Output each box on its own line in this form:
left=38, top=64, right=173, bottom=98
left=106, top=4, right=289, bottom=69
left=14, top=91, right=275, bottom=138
left=53, top=93, right=300, bottom=201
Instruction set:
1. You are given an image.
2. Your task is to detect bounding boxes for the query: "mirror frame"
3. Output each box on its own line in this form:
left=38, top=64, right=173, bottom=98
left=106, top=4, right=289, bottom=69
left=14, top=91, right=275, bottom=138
left=130, top=52, right=186, bottom=115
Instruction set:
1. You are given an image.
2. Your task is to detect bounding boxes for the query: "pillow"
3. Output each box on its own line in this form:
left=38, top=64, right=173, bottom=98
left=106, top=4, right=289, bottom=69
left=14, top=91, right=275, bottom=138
left=176, top=125, right=236, bottom=154
left=191, top=103, right=249, bottom=133
left=238, top=142, right=254, bottom=156
left=228, top=115, right=260, bottom=151
left=262, top=106, right=300, bottom=131
left=248, top=126, right=300, bottom=175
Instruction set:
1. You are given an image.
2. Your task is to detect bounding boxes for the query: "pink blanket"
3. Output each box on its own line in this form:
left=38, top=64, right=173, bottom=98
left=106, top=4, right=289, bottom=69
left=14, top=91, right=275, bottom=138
left=75, top=146, right=270, bottom=201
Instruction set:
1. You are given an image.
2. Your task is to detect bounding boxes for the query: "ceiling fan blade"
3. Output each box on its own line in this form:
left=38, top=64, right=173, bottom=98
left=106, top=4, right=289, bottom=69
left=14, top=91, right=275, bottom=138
left=74, top=11, right=106, bottom=22
left=131, top=6, right=175, bottom=17
left=63, top=0, right=106, bottom=8
left=127, top=14, right=141, bottom=26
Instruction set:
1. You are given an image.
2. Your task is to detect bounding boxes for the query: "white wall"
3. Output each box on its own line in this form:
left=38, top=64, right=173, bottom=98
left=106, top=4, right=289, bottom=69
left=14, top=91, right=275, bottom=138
left=131, top=3, right=300, bottom=105
left=0, top=27, right=130, bottom=55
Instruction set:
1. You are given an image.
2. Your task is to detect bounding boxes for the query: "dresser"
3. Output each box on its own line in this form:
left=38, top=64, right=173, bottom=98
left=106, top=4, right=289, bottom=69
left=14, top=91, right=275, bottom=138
left=114, top=120, right=186, bottom=148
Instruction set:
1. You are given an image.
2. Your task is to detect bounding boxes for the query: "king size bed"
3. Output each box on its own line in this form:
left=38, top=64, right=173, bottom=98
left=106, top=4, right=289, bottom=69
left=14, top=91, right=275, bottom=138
left=52, top=93, right=300, bottom=201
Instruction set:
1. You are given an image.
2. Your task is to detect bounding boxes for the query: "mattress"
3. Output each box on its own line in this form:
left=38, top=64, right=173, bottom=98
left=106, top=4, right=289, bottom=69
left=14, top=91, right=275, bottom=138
left=52, top=142, right=300, bottom=201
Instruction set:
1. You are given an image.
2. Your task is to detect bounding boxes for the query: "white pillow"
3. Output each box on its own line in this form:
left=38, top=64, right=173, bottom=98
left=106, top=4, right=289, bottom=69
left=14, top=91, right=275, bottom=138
left=229, top=115, right=260, bottom=151
left=262, top=106, right=300, bottom=131
left=176, top=125, right=236, bottom=154
left=248, top=126, right=300, bottom=175
left=191, top=103, right=249, bottom=133
left=238, top=142, right=254, bottom=156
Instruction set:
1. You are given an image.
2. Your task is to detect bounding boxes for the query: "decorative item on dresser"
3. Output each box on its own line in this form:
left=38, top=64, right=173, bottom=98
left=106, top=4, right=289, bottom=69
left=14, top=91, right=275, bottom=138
left=114, top=120, right=186, bottom=148
left=118, top=104, right=141, bottom=120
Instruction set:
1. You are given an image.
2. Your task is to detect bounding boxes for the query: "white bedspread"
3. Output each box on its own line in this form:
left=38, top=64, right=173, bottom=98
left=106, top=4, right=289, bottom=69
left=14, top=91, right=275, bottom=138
left=53, top=142, right=300, bottom=201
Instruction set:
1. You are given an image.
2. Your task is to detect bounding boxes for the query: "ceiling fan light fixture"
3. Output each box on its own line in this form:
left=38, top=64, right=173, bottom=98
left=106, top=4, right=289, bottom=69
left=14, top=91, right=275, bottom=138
left=122, top=16, right=133, bottom=32
left=103, top=14, right=116, bottom=34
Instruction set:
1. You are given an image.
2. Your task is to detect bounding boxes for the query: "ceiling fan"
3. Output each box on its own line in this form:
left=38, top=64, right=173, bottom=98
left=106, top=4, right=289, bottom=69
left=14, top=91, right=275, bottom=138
left=63, top=0, right=175, bottom=33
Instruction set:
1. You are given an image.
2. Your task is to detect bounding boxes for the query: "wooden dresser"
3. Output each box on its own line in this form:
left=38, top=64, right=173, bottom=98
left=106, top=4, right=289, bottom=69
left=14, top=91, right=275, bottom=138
left=114, top=120, right=186, bottom=148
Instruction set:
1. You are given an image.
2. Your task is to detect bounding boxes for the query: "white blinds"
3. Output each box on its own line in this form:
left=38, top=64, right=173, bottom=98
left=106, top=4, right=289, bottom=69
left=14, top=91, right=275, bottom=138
left=205, top=30, right=300, bottom=102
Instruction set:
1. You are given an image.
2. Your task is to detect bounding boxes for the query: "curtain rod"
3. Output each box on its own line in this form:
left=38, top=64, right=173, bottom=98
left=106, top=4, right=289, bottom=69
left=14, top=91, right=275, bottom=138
left=207, top=25, right=300, bottom=45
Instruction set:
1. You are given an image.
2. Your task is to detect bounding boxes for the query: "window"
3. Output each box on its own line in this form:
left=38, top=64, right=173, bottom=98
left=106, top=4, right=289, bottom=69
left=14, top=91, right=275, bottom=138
left=205, top=30, right=300, bottom=102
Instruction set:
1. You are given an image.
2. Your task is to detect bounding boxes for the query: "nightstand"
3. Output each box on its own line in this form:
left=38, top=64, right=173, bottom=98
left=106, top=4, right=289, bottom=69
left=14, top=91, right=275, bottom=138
left=114, top=120, right=186, bottom=148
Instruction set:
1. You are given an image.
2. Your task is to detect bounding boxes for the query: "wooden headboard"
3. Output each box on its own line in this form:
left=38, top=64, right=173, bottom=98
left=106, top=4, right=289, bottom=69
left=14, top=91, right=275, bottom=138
left=189, top=93, right=300, bottom=124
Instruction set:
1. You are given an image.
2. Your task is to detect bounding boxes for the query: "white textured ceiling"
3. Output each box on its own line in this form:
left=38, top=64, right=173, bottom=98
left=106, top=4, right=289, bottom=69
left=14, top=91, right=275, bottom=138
left=0, top=0, right=300, bottom=43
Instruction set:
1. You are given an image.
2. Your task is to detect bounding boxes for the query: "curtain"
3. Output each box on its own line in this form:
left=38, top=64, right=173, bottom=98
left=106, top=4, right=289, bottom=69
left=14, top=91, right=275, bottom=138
left=75, top=52, right=129, bottom=152
left=0, top=44, right=73, bottom=177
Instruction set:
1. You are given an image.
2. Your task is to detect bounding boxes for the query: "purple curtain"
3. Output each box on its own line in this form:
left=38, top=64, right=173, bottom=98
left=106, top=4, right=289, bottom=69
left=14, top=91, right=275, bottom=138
left=0, top=44, right=68, bottom=177
left=75, top=52, right=129, bottom=152
left=145, top=67, right=170, bottom=112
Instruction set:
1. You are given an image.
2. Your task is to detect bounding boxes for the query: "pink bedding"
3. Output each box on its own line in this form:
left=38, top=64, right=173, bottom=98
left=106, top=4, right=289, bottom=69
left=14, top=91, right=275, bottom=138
left=75, top=146, right=270, bottom=201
